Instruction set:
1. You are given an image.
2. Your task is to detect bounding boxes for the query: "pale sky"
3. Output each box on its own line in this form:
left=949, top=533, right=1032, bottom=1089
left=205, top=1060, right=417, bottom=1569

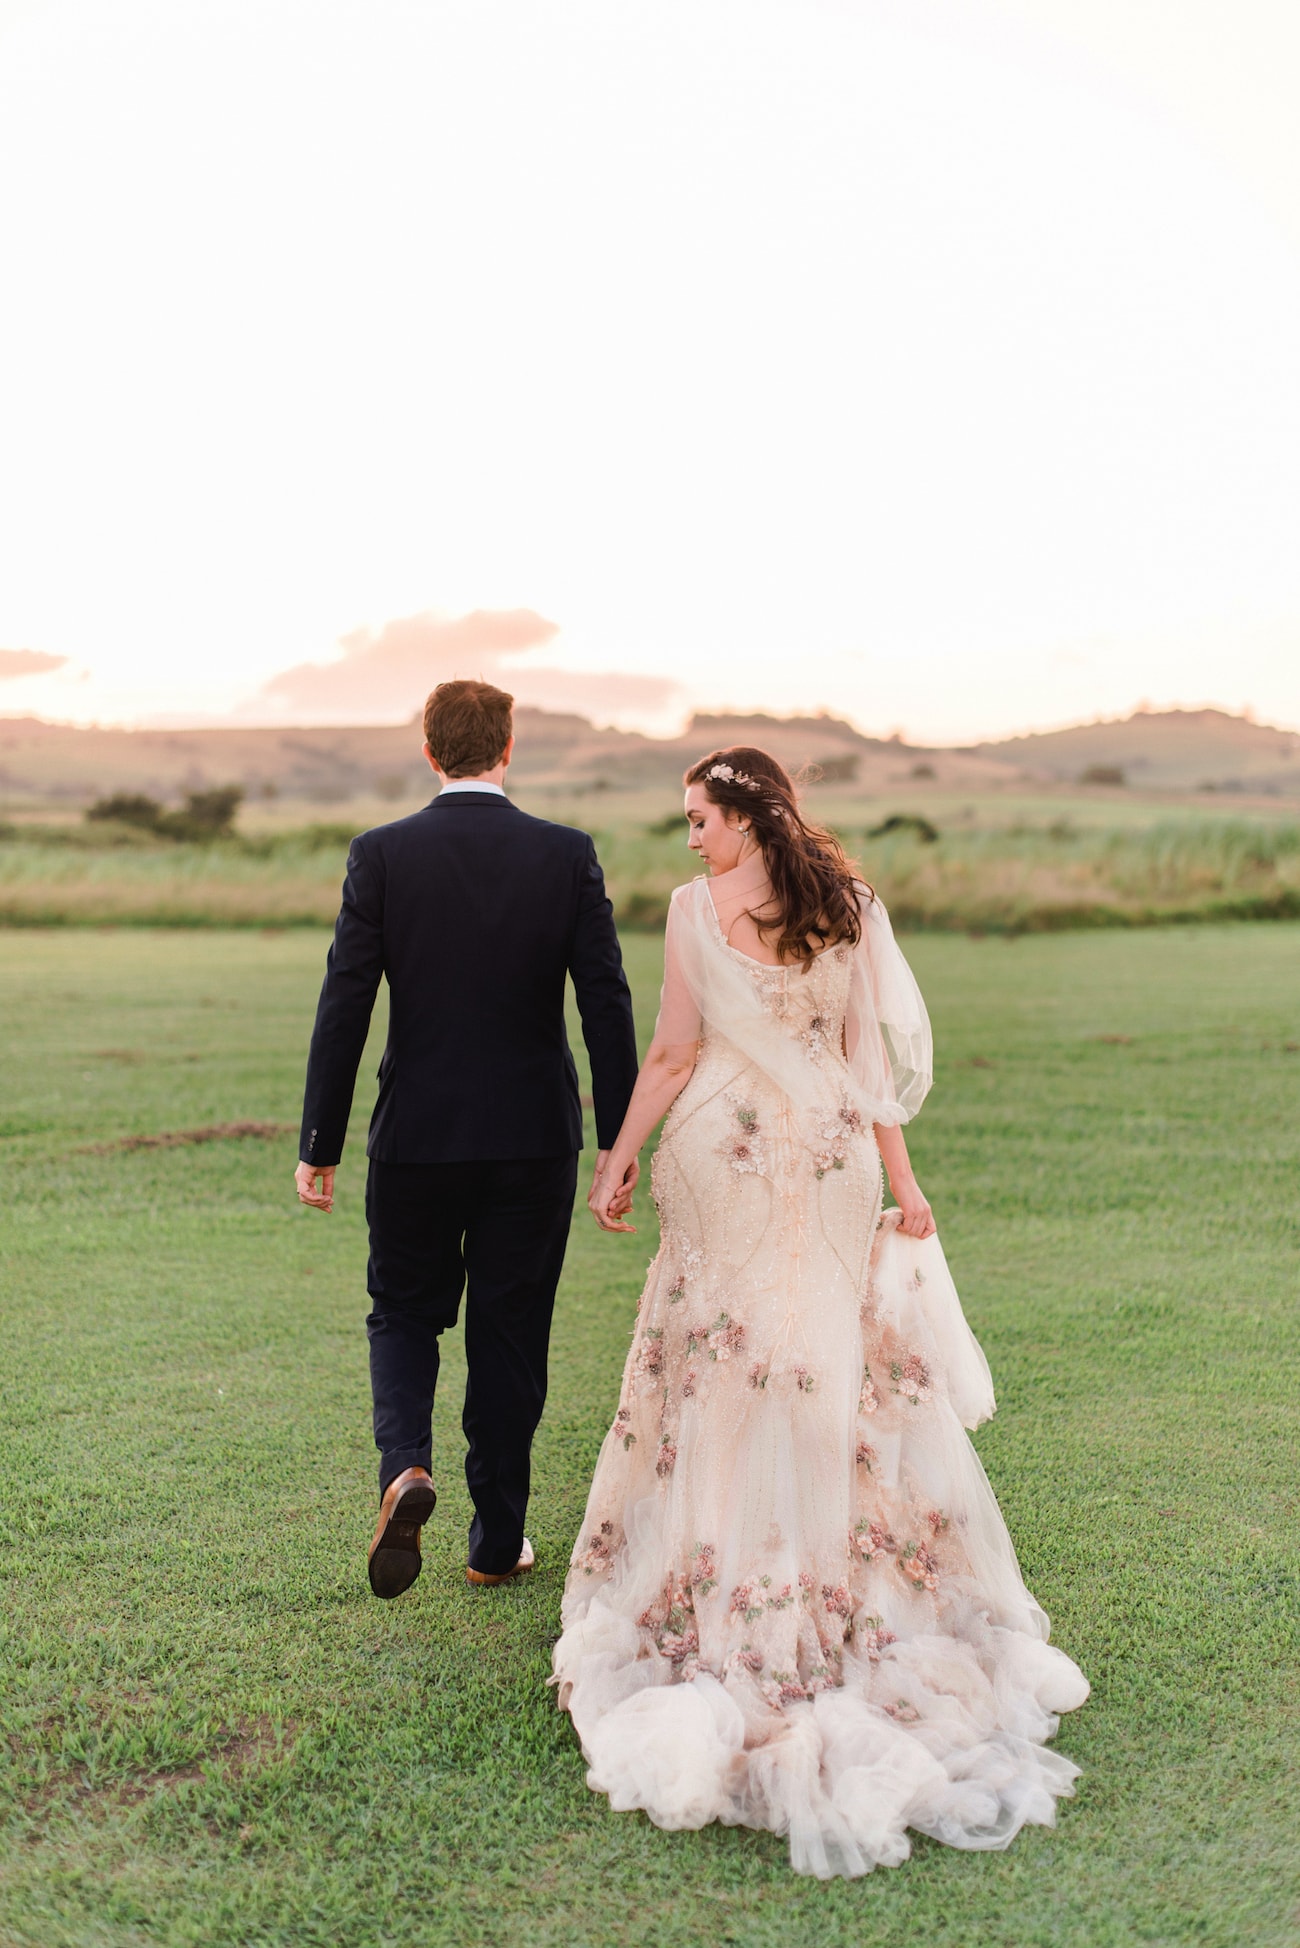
left=1, top=0, right=1297, bottom=742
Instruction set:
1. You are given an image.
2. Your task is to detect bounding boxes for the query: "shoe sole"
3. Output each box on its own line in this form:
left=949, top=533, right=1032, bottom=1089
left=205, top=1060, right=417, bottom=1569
left=368, top=1479, right=437, bottom=1599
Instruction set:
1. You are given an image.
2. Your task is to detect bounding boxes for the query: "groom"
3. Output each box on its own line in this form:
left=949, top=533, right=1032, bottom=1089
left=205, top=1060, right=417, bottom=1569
left=294, top=679, right=639, bottom=1596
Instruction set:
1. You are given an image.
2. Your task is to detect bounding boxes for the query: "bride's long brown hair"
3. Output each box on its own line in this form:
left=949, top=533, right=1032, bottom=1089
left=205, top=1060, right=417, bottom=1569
left=684, top=746, right=869, bottom=964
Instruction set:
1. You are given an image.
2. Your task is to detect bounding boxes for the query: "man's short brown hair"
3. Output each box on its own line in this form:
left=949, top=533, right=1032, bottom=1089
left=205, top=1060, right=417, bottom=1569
left=423, top=679, right=514, bottom=779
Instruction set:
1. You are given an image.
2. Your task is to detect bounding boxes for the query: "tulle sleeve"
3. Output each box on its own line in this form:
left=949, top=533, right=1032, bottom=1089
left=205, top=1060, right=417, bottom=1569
left=845, top=889, right=933, bottom=1124
left=652, top=888, right=704, bottom=1045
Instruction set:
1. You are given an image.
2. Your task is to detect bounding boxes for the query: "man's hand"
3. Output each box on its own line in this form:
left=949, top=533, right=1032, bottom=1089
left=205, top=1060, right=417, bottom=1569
left=295, top=1161, right=335, bottom=1212
left=589, top=1150, right=639, bottom=1233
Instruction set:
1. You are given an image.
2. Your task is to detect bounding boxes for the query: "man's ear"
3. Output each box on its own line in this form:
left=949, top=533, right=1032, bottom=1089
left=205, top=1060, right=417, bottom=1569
left=500, top=733, right=516, bottom=769
left=422, top=741, right=443, bottom=777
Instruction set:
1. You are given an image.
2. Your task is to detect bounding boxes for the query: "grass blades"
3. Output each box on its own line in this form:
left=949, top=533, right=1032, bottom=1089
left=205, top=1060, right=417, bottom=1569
left=2, top=812, right=1300, bottom=932
left=0, top=926, right=1297, bottom=1945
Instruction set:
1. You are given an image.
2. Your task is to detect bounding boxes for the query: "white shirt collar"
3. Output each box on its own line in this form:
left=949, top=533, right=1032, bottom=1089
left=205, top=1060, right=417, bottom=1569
left=437, top=778, right=507, bottom=798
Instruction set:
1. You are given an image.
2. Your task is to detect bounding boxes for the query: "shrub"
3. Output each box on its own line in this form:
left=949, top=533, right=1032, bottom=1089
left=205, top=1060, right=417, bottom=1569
left=84, top=786, right=245, bottom=842
left=1080, top=765, right=1126, bottom=787
left=286, top=823, right=358, bottom=852
left=85, top=792, right=164, bottom=829
left=866, top=813, right=940, bottom=844
left=619, top=887, right=672, bottom=928
left=155, top=787, right=245, bottom=841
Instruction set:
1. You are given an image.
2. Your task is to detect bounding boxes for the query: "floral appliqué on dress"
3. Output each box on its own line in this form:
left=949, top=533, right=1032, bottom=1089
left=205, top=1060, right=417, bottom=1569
left=687, top=1312, right=746, bottom=1363
left=665, top=1238, right=705, bottom=1305
left=852, top=1519, right=898, bottom=1563
left=612, top=1405, right=635, bottom=1450
left=890, top=1353, right=933, bottom=1405
left=720, top=1100, right=767, bottom=1176
left=898, top=1539, right=941, bottom=1593
left=576, top=1519, right=617, bottom=1577
left=812, top=1103, right=865, bottom=1179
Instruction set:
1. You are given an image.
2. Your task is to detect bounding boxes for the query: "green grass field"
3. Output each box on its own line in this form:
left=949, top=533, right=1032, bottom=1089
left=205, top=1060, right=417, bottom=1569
left=0, top=925, right=1297, bottom=1947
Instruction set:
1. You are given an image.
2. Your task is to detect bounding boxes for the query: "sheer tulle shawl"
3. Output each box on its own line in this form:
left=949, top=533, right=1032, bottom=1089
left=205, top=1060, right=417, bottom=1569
left=655, top=878, right=933, bottom=1126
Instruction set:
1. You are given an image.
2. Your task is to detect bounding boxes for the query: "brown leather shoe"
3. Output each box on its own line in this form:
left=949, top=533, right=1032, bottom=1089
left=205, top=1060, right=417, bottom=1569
left=466, top=1537, right=535, bottom=1587
left=367, top=1467, right=437, bottom=1598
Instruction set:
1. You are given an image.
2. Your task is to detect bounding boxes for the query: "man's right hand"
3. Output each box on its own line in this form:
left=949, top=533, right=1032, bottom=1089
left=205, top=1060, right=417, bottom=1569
left=295, top=1161, right=335, bottom=1212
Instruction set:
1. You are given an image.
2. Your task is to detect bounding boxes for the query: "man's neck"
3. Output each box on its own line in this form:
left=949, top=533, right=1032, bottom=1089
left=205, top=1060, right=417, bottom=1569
left=436, top=774, right=509, bottom=796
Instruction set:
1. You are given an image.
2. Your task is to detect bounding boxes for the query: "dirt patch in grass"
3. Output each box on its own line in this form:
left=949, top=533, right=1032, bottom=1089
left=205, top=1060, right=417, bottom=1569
left=77, top=1120, right=294, bottom=1156
left=18, top=1717, right=295, bottom=1824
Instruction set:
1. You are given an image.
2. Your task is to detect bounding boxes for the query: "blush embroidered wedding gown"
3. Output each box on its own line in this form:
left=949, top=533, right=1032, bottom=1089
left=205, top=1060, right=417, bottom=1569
left=552, top=868, right=1089, bottom=1879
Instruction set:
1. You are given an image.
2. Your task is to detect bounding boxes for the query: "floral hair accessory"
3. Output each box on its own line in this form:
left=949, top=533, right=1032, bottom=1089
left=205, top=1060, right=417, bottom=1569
left=706, top=762, right=762, bottom=791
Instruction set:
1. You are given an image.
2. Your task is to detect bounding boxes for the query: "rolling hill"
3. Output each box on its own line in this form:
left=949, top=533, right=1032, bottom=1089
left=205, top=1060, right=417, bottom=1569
left=0, top=704, right=1297, bottom=806
left=974, top=707, right=1300, bottom=795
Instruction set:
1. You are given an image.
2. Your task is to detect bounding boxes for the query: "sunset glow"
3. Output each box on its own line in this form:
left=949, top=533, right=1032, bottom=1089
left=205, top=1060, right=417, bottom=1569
left=1, top=0, right=1297, bottom=741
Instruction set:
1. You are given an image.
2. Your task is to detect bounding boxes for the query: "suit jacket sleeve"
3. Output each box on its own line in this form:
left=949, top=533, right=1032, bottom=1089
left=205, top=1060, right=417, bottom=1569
left=299, top=835, right=386, bottom=1165
left=568, top=836, right=639, bottom=1149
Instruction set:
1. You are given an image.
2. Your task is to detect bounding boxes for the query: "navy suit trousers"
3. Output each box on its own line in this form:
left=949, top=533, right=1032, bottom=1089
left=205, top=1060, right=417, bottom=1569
left=364, top=1154, right=579, bottom=1576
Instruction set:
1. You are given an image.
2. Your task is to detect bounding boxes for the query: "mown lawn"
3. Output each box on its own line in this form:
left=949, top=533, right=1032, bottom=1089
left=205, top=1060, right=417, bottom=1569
left=0, top=924, right=1296, bottom=1948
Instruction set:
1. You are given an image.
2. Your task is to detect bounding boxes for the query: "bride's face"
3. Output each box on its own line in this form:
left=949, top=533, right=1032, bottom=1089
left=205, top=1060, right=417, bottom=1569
left=685, top=785, right=750, bottom=874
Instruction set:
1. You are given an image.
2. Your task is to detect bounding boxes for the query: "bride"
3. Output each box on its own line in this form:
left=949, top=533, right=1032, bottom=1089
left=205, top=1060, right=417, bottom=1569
left=551, top=746, right=1089, bottom=1879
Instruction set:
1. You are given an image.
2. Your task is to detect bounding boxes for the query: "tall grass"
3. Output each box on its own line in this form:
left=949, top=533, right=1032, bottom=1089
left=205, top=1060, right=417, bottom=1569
left=588, top=816, right=1300, bottom=933
left=0, top=834, right=346, bottom=928
left=1, top=817, right=1298, bottom=932
left=862, top=818, right=1300, bottom=932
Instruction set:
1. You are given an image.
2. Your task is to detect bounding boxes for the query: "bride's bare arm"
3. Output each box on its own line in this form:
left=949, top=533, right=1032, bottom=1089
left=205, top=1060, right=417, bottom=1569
left=874, top=1121, right=936, bottom=1239
left=589, top=1037, right=699, bottom=1233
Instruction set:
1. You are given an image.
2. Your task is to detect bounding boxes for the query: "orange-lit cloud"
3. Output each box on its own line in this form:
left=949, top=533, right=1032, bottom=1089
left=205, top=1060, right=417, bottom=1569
left=257, top=608, right=680, bottom=722
left=0, top=648, right=68, bottom=680
left=261, top=609, right=559, bottom=712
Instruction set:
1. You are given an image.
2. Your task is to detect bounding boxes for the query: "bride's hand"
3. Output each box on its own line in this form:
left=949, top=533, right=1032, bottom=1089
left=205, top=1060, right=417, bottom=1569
left=874, top=1124, right=934, bottom=1240
left=607, top=1164, right=638, bottom=1218
left=893, top=1180, right=936, bottom=1240
left=590, top=1152, right=639, bottom=1233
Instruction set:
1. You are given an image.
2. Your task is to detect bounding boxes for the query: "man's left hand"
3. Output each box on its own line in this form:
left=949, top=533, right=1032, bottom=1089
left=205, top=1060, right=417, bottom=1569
left=296, top=1161, right=335, bottom=1212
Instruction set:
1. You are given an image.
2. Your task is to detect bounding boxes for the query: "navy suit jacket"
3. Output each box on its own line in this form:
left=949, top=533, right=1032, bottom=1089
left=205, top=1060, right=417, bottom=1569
left=298, top=792, right=639, bottom=1165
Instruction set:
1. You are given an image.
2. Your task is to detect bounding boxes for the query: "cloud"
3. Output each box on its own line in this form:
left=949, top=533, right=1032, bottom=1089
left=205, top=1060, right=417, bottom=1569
left=260, top=608, right=560, bottom=714
left=0, top=648, right=68, bottom=680
left=256, top=607, right=681, bottom=723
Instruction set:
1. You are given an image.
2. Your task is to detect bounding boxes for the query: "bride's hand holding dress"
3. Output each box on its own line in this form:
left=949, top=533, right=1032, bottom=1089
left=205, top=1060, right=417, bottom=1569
left=874, top=1125, right=935, bottom=1239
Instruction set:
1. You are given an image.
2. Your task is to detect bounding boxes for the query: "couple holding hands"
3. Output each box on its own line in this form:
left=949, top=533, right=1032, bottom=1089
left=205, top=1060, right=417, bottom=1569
left=295, top=678, right=1087, bottom=1880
